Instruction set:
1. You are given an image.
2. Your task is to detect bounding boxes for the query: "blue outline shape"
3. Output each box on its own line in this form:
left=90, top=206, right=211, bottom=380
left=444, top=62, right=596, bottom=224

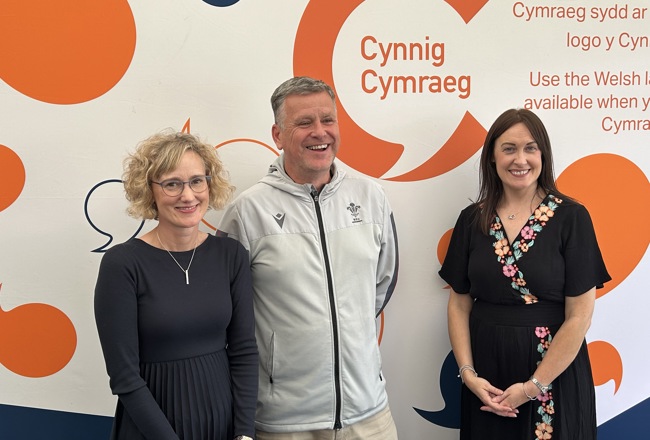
left=84, top=179, right=144, bottom=253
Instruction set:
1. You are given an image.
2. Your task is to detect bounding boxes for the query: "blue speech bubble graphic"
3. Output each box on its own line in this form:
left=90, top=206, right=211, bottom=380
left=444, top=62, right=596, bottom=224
left=413, top=349, right=461, bottom=429
left=84, top=179, right=144, bottom=253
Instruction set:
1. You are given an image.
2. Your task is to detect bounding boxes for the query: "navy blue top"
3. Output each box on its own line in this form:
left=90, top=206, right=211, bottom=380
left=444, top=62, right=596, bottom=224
left=95, top=235, right=258, bottom=439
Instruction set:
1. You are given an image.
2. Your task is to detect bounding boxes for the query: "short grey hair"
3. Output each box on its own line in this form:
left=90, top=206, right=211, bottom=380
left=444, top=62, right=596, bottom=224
left=271, top=77, right=336, bottom=127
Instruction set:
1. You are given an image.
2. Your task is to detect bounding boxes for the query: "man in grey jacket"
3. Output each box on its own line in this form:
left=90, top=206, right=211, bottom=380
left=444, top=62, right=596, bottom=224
left=217, top=76, right=399, bottom=439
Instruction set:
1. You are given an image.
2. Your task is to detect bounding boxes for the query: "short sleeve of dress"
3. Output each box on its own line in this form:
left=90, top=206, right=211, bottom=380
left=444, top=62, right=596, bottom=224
left=438, top=205, right=478, bottom=294
left=562, top=203, right=611, bottom=297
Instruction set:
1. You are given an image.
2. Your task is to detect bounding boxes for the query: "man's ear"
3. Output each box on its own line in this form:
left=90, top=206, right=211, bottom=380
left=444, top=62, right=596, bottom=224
left=271, top=124, right=283, bottom=150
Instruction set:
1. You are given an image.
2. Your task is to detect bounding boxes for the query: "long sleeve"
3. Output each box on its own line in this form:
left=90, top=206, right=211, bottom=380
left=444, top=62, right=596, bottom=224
left=94, top=245, right=179, bottom=440
left=226, top=242, right=258, bottom=438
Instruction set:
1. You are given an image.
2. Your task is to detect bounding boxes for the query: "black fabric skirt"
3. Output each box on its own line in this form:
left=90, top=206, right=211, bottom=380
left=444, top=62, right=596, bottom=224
left=461, top=301, right=596, bottom=440
left=111, top=350, right=233, bottom=440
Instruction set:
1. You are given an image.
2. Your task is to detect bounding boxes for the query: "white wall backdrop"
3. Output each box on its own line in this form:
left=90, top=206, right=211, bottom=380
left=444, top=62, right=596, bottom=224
left=1, top=0, right=648, bottom=438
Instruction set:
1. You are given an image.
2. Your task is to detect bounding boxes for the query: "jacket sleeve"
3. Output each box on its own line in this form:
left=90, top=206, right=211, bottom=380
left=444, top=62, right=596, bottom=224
left=375, top=192, right=399, bottom=317
left=217, top=203, right=251, bottom=253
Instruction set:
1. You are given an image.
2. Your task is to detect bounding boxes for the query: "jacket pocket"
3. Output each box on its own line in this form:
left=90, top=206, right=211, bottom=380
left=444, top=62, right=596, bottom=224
left=267, top=332, right=275, bottom=386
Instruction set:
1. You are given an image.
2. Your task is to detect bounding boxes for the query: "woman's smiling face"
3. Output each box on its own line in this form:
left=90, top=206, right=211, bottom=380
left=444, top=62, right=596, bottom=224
left=493, top=122, right=542, bottom=194
left=152, top=150, right=209, bottom=230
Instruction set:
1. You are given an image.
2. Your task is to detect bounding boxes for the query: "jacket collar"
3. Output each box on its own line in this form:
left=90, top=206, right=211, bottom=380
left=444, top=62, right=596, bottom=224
left=263, top=155, right=345, bottom=201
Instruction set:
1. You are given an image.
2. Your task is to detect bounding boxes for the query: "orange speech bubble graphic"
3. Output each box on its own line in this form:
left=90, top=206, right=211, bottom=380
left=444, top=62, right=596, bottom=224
left=557, top=154, right=650, bottom=298
left=0, top=284, right=77, bottom=377
left=294, top=1, right=486, bottom=180
left=294, top=0, right=402, bottom=178
left=437, top=228, right=454, bottom=291
left=388, top=112, right=486, bottom=182
left=444, top=0, right=490, bottom=23
left=437, top=228, right=454, bottom=265
left=0, top=145, right=26, bottom=212
left=588, top=340, right=623, bottom=393
left=0, top=0, right=136, bottom=104
left=201, top=137, right=280, bottom=232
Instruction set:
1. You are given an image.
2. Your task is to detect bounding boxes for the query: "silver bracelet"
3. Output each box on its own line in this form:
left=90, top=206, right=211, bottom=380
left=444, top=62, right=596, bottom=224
left=522, top=382, right=538, bottom=400
left=458, top=364, right=477, bottom=383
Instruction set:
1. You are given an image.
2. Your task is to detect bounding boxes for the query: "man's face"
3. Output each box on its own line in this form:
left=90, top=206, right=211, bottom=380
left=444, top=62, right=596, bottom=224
left=272, top=91, right=340, bottom=189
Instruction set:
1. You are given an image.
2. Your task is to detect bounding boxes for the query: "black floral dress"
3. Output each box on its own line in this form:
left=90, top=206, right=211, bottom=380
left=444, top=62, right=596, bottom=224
left=439, top=195, right=611, bottom=440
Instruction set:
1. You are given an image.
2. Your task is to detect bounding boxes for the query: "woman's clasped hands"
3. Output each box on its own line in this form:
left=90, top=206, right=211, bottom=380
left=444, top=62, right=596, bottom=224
left=465, top=375, right=537, bottom=418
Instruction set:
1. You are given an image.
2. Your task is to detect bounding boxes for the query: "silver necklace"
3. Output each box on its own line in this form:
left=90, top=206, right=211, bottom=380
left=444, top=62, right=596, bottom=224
left=505, top=192, right=542, bottom=220
left=156, top=231, right=198, bottom=285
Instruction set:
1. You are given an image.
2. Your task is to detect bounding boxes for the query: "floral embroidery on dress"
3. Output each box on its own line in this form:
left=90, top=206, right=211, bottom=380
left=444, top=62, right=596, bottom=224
left=489, top=195, right=563, bottom=303
left=533, top=326, right=555, bottom=439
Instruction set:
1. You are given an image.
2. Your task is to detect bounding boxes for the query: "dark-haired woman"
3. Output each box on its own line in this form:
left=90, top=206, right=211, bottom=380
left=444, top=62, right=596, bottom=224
left=439, top=109, right=610, bottom=439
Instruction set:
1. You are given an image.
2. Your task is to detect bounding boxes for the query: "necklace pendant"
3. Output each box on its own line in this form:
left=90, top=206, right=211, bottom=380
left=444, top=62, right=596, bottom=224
left=507, top=214, right=516, bottom=220
left=156, top=231, right=197, bottom=286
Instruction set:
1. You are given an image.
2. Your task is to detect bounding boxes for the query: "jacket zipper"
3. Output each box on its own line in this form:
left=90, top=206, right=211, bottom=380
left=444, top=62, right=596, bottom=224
left=312, top=191, right=342, bottom=430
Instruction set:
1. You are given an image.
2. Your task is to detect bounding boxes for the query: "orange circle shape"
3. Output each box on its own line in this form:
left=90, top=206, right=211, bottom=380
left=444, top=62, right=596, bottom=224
left=0, top=145, right=26, bottom=212
left=0, top=0, right=136, bottom=104
left=557, top=154, right=650, bottom=298
left=0, top=302, right=77, bottom=377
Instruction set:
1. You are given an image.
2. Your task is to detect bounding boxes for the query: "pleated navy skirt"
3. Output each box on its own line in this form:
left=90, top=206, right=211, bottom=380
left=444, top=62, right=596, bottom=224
left=111, top=350, right=233, bottom=440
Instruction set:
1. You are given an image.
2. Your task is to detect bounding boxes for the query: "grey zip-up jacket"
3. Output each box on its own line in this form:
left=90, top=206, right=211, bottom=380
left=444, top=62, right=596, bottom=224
left=217, top=155, right=399, bottom=433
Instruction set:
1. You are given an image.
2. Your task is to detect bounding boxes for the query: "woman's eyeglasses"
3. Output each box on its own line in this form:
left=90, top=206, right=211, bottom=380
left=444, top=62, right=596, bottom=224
left=151, top=176, right=211, bottom=196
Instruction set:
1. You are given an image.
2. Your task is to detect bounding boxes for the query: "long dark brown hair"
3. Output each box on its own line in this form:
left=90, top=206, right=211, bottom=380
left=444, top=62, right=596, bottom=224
left=476, top=108, right=569, bottom=234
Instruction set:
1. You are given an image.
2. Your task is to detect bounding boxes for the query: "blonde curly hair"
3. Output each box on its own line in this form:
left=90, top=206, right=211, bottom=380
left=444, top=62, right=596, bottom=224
left=122, top=131, right=234, bottom=220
